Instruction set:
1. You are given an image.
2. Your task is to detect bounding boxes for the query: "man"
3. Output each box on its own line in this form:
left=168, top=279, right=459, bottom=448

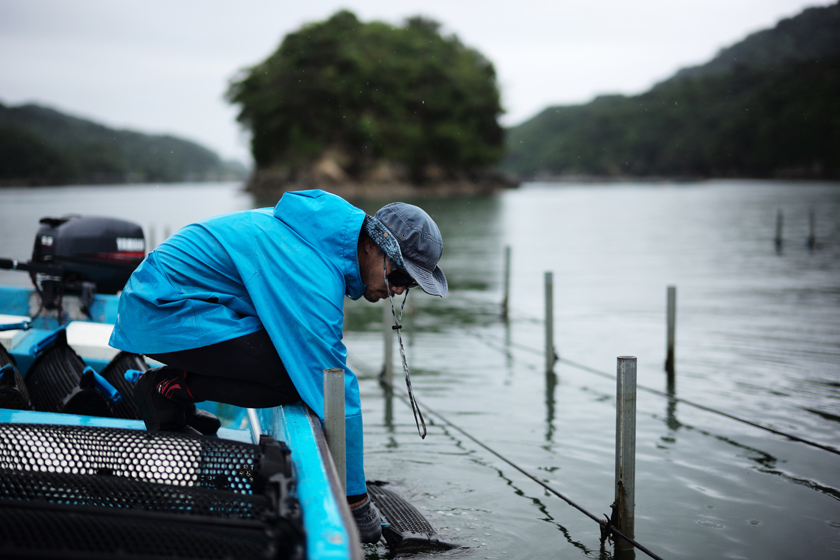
left=108, top=189, right=447, bottom=543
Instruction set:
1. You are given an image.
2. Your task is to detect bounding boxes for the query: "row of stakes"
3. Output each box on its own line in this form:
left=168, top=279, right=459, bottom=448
left=317, top=208, right=813, bottom=551
left=370, top=246, right=680, bottom=552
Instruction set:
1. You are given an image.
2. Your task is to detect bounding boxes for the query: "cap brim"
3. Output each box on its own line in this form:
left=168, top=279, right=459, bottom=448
left=403, top=258, right=447, bottom=297
left=364, top=215, right=406, bottom=270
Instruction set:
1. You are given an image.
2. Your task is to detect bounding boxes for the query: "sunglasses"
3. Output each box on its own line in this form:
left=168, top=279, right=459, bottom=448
left=386, top=260, right=419, bottom=288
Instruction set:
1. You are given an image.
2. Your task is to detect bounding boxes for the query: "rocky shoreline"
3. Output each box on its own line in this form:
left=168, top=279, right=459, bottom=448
left=245, top=168, right=519, bottom=200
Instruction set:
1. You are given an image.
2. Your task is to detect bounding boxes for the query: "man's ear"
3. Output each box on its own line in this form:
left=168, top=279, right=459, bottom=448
left=364, top=237, right=379, bottom=255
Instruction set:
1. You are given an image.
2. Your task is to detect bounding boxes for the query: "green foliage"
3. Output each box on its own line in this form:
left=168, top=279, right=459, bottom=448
left=0, top=123, right=69, bottom=183
left=502, top=2, right=840, bottom=180
left=227, top=10, right=504, bottom=182
left=0, top=102, right=246, bottom=186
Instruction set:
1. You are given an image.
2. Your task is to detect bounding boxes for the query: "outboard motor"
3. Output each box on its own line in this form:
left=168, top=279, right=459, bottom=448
left=32, top=215, right=146, bottom=297
left=1, top=215, right=146, bottom=318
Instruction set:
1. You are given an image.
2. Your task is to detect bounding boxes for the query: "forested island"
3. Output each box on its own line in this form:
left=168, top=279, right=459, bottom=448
left=501, top=2, right=840, bottom=181
left=227, top=10, right=512, bottom=197
left=0, top=103, right=247, bottom=187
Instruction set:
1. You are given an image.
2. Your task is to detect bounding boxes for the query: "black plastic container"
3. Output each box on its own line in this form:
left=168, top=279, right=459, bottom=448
left=0, top=345, right=33, bottom=410
left=25, top=329, right=113, bottom=417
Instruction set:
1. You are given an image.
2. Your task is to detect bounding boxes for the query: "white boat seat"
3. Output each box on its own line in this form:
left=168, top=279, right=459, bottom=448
left=66, top=321, right=120, bottom=363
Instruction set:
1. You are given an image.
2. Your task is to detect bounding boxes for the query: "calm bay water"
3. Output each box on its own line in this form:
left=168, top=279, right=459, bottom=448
left=1, top=180, right=839, bottom=559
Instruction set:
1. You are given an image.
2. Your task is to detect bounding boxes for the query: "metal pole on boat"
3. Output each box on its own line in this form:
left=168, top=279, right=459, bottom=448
left=807, top=208, right=816, bottom=251
left=382, top=302, right=394, bottom=386
left=544, top=271, right=556, bottom=373
left=665, top=286, right=676, bottom=382
left=324, top=368, right=346, bottom=493
left=615, top=356, right=637, bottom=551
left=774, top=209, right=783, bottom=252
left=246, top=408, right=262, bottom=443
left=502, top=245, right=511, bottom=320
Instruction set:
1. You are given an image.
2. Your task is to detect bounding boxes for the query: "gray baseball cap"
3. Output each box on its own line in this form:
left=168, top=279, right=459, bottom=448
left=363, top=203, right=448, bottom=297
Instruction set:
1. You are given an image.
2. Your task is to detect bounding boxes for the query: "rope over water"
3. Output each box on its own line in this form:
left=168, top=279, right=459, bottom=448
left=460, top=318, right=840, bottom=458
left=378, top=376, right=666, bottom=560
left=558, top=356, right=840, bottom=457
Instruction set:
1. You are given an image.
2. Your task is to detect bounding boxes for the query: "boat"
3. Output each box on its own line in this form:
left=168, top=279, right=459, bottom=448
left=0, top=214, right=361, bottom=560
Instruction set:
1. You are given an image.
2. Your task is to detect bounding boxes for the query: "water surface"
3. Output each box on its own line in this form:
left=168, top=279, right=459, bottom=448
left=2, top=180, right=839, bottom=559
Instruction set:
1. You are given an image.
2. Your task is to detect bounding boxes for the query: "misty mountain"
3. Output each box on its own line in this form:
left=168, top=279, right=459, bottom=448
left=663, top=2, right=840, bottom=85
left=0, top=102, right=248, bottom=186
left=502, top=2, right=840, bottom=180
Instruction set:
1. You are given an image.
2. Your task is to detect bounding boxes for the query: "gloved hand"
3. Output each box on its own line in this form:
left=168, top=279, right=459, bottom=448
left=350, top=496, right=382, bottom=544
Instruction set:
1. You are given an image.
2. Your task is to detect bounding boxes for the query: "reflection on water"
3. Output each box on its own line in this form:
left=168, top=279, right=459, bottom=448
left=545, top=369, right=557, bottom=443
left=3, top=180, right=840, bottom=559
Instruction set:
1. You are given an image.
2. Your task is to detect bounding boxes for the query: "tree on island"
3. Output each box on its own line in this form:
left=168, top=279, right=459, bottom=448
left=227, top=10, right=508, bottom=194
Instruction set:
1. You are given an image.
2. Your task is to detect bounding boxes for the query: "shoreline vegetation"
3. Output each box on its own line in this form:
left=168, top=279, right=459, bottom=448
left=2, top=4, right=837, bottom=194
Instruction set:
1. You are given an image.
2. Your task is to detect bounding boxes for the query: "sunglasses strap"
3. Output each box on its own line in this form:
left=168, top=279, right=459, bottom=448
left=383, top=256, right=427, bottom=439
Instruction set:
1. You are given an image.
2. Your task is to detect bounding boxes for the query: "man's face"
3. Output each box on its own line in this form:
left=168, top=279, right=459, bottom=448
left=360, top=239, right=408, bottom=302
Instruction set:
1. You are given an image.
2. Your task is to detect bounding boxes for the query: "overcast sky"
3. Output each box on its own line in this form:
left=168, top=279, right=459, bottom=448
left=0, top=0, right=833, bottom=163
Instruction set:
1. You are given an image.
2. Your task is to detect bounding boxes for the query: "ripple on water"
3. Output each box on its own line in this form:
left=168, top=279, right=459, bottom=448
left=696, top=517, right=727, bottom=529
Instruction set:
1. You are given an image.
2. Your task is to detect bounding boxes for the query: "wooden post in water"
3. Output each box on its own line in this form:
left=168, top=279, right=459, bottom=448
left=544, top=271, right=555, bottom=372
left=615, top=356, right=637, bottom=550
left=502, top=246, right=511, bottom=320
left=774, top=209, right=783, bottom=252
left=324, top=368, right=346, bottom=493
left=382, top=303, right=394, bottom=386
left=807, top=208, right=816, bottom=251
left=665, top=286, right=676, bottom=381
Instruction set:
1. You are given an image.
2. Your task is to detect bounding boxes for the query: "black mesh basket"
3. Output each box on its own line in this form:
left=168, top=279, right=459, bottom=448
left=0, top=423, right=267, bottom=491
left=0, top=346, right=32, bottom=411
left=0, top=502, right=281, bottom=560
left=24, top=329, right=112, bottom=417
left=367, top=481, right=459, bottom=553
left=99, top=351, right=148, bottom=419
left=0, top=424, right=304, bottom=559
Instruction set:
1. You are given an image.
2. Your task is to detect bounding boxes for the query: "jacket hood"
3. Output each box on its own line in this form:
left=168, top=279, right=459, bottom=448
left=273, top=190, right=367, bottom=300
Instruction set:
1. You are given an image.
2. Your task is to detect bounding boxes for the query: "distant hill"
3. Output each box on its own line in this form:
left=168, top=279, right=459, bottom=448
left=502, top=2, right=840, bottom=180
left=0, top=102, right=248, bottom=186
left=664, top=2, right=840, bottom=84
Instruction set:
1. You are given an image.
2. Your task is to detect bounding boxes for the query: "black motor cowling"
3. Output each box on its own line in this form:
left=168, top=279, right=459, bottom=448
left=32, top=215, right=146, bottom=295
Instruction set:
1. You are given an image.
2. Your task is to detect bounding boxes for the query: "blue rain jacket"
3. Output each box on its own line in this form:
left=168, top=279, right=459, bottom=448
left=110, top=190, right=369, bottom=495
